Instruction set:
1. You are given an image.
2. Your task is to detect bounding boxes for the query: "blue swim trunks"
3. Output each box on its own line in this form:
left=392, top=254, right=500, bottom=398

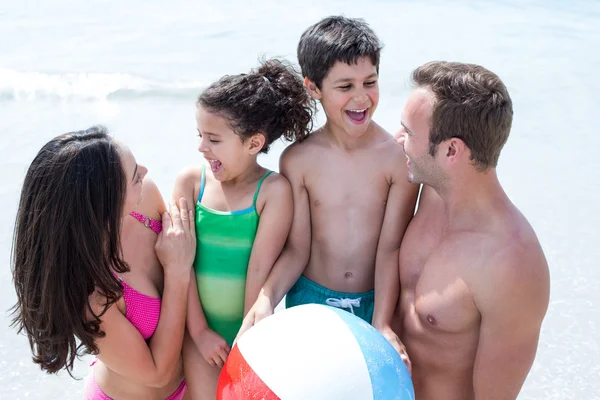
left=285, top=275, right=375, bottom=323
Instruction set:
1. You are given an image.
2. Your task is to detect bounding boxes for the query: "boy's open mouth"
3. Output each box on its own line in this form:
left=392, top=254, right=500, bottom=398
left=345, top=108, right=368, bottom=124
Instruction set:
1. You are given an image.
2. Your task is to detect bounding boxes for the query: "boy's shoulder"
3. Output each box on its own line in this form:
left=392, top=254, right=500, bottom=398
left=370, top=122, right=406, bottom=158
left=280, top=129, right=325, bottom=167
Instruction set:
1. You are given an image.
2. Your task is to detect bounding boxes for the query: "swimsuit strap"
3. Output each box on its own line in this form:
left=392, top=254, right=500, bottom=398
left=129, top=211, right=162, bottom=234
left=198, top=165, right=271, bottom=210
left=253, top=171, right=273, bottom=209
left=198, top=164, right=206, bottom=203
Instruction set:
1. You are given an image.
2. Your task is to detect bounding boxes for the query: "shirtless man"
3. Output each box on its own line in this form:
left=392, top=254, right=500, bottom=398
left=394, top=61, right=550, bottom=399
left=238, top=16, right=418, bottom=356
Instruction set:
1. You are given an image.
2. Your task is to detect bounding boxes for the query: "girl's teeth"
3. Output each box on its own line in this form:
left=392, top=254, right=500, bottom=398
left=209, top=160, right=222, bottom=171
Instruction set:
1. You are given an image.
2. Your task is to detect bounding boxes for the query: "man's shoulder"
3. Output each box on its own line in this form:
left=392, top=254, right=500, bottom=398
left=465, top=211, right=549, bottom=311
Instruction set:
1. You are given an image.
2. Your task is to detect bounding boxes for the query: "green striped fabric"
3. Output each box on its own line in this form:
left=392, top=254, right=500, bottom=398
left=193, top=166, right=272, bottom=345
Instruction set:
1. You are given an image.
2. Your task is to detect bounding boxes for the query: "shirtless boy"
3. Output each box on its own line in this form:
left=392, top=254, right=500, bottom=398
left=395, top=61, right=550, bottom=399
left=239, top=16, right=418, bottom=354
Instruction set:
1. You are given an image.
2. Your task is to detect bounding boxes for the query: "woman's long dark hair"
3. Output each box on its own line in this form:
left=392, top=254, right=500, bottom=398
left=11, top=126, right=129, bottom=375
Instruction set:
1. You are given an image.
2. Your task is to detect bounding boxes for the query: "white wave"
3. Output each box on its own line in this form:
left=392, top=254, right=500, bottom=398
left=0, top=68, right=206, bottom=101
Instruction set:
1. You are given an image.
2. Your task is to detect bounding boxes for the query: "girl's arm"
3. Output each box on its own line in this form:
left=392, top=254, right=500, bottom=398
left=243, top=173, right=293, bottom=315
left=173, top=166, right=230, bottom=367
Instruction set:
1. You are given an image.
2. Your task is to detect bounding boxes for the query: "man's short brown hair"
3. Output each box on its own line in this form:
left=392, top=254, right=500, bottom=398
left=412, top=61, right=513, bottom=170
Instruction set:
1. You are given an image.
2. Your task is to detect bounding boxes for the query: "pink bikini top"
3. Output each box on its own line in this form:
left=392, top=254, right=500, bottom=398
left=114, top=212, right=163, bottom=340
left=117, top=277, right=161, bottom=340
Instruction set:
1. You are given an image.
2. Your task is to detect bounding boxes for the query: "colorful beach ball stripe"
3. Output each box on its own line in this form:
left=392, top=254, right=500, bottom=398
left=217, top=304, right=415, bottom=400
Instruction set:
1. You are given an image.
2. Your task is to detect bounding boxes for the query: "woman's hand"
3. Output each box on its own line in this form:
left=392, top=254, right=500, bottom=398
left=155, top=198, right=196, bottom=281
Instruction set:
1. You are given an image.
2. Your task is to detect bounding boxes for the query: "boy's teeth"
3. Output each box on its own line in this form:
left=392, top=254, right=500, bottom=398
left=346, top=108, right=368, bottom=122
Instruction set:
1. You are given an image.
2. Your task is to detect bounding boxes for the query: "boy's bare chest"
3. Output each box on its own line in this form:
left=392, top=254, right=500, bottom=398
left=305, top=163, right=391, bottom=209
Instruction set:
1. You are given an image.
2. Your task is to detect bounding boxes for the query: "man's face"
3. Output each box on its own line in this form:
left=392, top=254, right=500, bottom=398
left=396, top=88, right=445, bottom=186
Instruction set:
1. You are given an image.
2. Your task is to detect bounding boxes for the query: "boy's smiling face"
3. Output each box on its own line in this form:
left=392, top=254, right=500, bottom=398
left=307, top=57, right=379, bottom=138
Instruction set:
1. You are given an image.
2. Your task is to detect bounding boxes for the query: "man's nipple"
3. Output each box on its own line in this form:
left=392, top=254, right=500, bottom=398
left=426, top=315, right=437, bottom=325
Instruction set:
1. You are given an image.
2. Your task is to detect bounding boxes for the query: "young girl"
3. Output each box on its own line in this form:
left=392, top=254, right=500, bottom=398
left=173, top=58, right=315, bottom=398
left=11, top=127, right=196, bottom=399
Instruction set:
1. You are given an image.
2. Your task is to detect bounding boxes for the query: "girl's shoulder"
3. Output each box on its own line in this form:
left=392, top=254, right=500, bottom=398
left=255, top=171, right=292, bottom=212
left=260, top=170, right=289, bottom=191
left=176, top=164, right=204, bottom=186
left=174, top=163, right=206, bottom=204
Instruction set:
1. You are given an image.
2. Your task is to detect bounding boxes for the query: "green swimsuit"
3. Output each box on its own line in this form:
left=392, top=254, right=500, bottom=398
left=194, top=165, right=272, bottom=345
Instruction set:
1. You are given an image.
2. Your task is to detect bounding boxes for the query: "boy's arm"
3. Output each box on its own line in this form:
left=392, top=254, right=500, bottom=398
left=243, top=174, right=293, bottom=315
left=237, top=145, right=311, bottom=337
left=372, top=152, right=418, bottom=365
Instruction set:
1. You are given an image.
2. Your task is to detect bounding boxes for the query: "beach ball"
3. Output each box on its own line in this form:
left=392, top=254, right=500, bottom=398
left=217, top=304, right=414, bottom=400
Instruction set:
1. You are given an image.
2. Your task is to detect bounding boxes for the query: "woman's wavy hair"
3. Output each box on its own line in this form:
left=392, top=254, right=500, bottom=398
left=11, top=125, right=129, bottom=376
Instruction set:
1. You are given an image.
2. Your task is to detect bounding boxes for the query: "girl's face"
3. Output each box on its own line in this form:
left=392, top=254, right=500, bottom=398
left=195, top=106, right=262, bottom=182
left=117, top=141, right=147, bottom=216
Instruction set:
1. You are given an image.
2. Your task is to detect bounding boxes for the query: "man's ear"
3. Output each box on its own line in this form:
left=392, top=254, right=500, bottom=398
left=444, top=137, right=468, bottom=166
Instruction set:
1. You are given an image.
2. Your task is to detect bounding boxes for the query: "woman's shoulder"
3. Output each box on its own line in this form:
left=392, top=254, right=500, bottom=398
left=134, top=176, right=166, bottom=220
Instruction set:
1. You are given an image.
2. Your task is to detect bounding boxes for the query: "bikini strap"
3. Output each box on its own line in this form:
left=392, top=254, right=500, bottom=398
left=198, top=164, right=206, bottom=203
left=253, top=170, right=273, bottom=209
left=129, top=211, right=162, bottom=234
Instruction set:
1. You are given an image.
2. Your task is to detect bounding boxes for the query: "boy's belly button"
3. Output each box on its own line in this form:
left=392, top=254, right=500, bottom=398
left=345, top=271, right=353, bottom=278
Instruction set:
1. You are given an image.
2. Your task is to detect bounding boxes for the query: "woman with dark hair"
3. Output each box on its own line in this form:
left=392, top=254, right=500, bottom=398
left=11, top=126, right=195, bottom=399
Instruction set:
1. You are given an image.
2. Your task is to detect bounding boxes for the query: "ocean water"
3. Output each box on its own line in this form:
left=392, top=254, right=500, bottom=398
left=1, top=0, right=599, bottom=398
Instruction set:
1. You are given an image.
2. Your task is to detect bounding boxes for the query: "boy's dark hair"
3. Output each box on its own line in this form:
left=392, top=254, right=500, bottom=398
left=412, top=61, right=513, bottom=171
left=11, top=126, right=129, bottom=376
left=197, top=58, right=316, bottom=151
left=297, top=16, right=383, bottom=88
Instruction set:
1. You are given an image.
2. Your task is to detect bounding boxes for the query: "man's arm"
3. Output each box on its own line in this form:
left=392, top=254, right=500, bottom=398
left=472, top=243, right=550, bottom=399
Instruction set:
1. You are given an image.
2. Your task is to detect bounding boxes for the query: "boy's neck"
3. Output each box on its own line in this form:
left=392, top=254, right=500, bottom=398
left=322, top=120, right=378, bottom=151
